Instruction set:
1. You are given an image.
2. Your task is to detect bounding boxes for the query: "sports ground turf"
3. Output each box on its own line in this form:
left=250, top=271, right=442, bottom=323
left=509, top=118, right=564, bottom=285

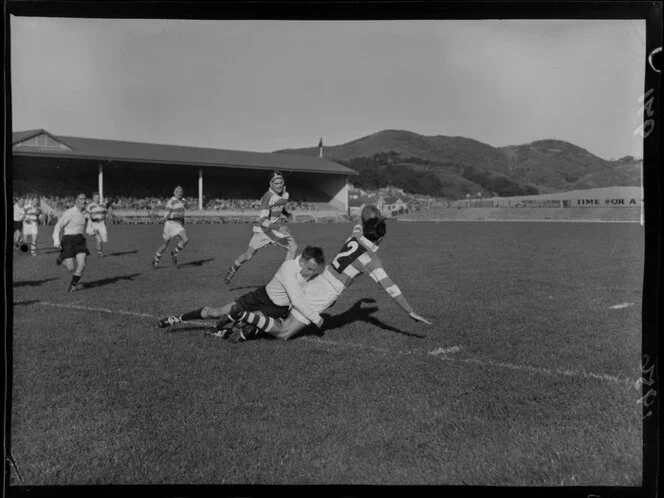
left=9, top=221, right=644, bottom=486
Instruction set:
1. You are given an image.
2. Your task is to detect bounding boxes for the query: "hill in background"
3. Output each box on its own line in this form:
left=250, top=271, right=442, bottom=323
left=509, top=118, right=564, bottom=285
left=275, top=130, right=641, bottom=199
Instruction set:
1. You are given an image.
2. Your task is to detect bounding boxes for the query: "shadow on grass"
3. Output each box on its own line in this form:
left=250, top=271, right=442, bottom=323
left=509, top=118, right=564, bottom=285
left=311, top=298, right=425, bottom=338
left=165, top=322, right=216, bottom=334
left=82, top=273, right=142, bottom=289
left=42, top=249, right=61, bottom=254
left=177, top=258, right=215, bottom=269
left=228, top=285, right=260, bottom=292
left=13, top=277, right=59, bottom=287
left=108, top=250, right=139, bottom=257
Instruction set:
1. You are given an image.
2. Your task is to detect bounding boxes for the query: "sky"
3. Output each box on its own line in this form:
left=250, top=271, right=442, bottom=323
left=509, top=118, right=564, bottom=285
left=11, top=18, right=646, bottom=160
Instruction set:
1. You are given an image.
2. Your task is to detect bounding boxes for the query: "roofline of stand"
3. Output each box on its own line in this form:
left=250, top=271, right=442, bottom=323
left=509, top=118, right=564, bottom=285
left=12, top=150, right=359, bottom=175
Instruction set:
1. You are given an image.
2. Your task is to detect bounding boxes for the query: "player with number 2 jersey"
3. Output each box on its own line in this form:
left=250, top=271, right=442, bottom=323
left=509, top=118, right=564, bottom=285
left=231, top=205, right=431, bottom=340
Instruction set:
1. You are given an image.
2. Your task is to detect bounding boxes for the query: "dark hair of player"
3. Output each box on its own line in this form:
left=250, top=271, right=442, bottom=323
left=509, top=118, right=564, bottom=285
left=361, top=204, right=382, bottom=223
left=362, top=217, right=387, bottom=243
left=301, top=245, right=325, bottom=265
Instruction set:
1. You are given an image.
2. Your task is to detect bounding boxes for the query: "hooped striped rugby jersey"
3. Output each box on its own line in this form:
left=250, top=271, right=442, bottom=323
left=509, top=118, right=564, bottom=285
left=86, top=201, right=111, bottom=222
left=23, top=203, right=41, bottom=225
left=322, top=224, right=414, bottom=314
left=165, top=196, right=185, bottom=223
left=253, top=188, right=290, bottom=233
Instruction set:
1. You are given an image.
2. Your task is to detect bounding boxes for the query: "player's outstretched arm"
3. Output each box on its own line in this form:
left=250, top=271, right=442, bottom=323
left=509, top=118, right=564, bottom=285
left=365, top=258, right=431, bottom=325
left=408, top=312, right=432, bottom=325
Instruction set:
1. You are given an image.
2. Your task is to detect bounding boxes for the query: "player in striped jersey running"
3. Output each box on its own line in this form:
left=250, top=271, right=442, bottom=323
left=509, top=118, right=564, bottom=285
left=22, top=197, right=42, bottom=256
left=152, top=186, right=189, bottom=268
left=13, top=197, right=26, bottom=249
left=229, top=205, right=431, bottom=340
left=86, top=193, right=113, bottom=257
left=224, top=171, right=297, bottom=284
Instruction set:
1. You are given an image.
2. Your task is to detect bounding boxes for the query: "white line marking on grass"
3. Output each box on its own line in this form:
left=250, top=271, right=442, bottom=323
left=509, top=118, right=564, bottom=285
left=609, top=302, right=635, bottom=309
left=304, top=338, right=633, bottom=386
left=439, top=356, right=633, bottom=386
left=38, top=301, right=158, bottom=319
left=35, top=302, right=635, bottom=387
left=429, top=346, right=462, bottom=355
left=303, top=337, right=391, bottom=354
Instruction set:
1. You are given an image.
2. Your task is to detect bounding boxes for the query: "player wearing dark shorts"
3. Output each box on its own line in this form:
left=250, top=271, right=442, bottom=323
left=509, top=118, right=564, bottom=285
left=52, top=193, right=90, bottom=292
left=157, top=246, right=325, bottom=340
left=234, top=286, right=291, bottom=320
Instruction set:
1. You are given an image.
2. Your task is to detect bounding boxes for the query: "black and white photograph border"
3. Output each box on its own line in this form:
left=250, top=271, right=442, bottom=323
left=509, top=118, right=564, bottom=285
left=4, top=1, right=662, bottom=496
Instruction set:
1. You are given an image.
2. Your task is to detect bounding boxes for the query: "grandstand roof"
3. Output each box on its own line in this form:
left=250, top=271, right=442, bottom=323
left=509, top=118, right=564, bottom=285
left=12, top=129, right=358, bottom=176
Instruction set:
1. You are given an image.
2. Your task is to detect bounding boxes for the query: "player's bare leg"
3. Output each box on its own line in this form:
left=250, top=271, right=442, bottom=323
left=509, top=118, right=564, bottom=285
left=94, top=232, right=104, bottom=257
left=153, top=238, right=170, bottom=268
left=170, top=232, right=188, bottom=266
left=224, top=246, right=257, bottom=284
left=63, top=253, right=86, bottom=292
left=28, top=234, right=38, bottom=256
left=284, top=238, right=298, bottom=261
left=157, top=303, right=240, bottom=339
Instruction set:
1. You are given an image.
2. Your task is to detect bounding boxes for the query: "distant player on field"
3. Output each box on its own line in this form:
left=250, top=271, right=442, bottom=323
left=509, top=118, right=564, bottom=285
left=230, top=205, right=432, bottom=341
left=152, top=186, right=188, bottom=268
left=13, top=197, right=25, bottom=249
left=52, top=193, right=91, bottom=292
left=157, top=245, right=326, bottom=340
left=86, top=193, right=113, bottom=257
left=224, top=171, right=297, bottom=284
left=22, top=196, right=42, bottom=256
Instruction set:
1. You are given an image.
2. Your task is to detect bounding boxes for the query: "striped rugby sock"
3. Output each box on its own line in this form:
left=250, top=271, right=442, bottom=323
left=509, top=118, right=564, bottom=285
left=239, top=311, right=275, bottom=332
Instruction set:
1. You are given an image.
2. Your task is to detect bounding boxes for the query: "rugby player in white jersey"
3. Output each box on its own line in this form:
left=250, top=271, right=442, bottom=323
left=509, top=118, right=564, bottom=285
left=22, top=196, right=42, bottom=256
left=52, top=193, right=91, bottom=292
left=86, top=193, right=113, bottom=257
left=229, top=205, right=431, bottom=341
left=224, top=171, right=297, bottom=284
left=157, top=245, right=325, bottom=340
left=152, top=186, right=189, bottom=268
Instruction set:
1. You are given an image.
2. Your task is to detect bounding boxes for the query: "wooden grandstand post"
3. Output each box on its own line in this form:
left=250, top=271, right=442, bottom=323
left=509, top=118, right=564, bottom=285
left=98, top=163, right=104, bottom=202
left=198, top=167, right=203, bottom=211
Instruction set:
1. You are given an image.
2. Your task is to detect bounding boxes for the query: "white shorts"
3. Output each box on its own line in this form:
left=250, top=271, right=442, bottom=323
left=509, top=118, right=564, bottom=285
left=89, top=221, right=108, bottom=242
left=249, top=227, right=295, bottom=251
left=290, top=274, right=341, bottom=325
left=22, top=223, right=38, bottom=236
left=163, top=220, right=186, bottom=240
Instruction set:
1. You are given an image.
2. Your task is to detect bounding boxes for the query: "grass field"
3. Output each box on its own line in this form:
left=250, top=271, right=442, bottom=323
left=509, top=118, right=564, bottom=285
left=9, top=221, right=644, bottom=486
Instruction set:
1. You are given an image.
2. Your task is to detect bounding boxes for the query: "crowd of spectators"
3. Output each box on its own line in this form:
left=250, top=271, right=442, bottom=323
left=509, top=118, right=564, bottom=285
left=14, top=193, right=321, bottom=216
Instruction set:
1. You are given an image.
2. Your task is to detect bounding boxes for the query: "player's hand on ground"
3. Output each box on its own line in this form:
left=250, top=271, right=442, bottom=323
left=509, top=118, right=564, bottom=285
left=314, top=317, right=324, bottom=329
left=409, top=312, right=432, bottom=325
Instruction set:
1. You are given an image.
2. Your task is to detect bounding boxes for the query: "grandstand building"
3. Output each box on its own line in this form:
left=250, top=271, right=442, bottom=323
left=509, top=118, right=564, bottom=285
left=12, top=129, right=358, bottom=212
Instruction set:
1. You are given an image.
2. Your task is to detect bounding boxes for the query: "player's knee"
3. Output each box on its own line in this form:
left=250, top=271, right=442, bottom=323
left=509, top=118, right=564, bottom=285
left=229, top=303, right=243, bottom=317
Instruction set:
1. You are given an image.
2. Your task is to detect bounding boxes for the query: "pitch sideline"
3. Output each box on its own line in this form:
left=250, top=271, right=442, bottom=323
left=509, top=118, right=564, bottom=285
left=34, top=301, right=635, bottom=387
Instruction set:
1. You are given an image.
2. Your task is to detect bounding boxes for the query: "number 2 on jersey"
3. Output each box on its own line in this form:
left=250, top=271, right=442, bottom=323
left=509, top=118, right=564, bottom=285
left=332, top=240, right=361, bottom=272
